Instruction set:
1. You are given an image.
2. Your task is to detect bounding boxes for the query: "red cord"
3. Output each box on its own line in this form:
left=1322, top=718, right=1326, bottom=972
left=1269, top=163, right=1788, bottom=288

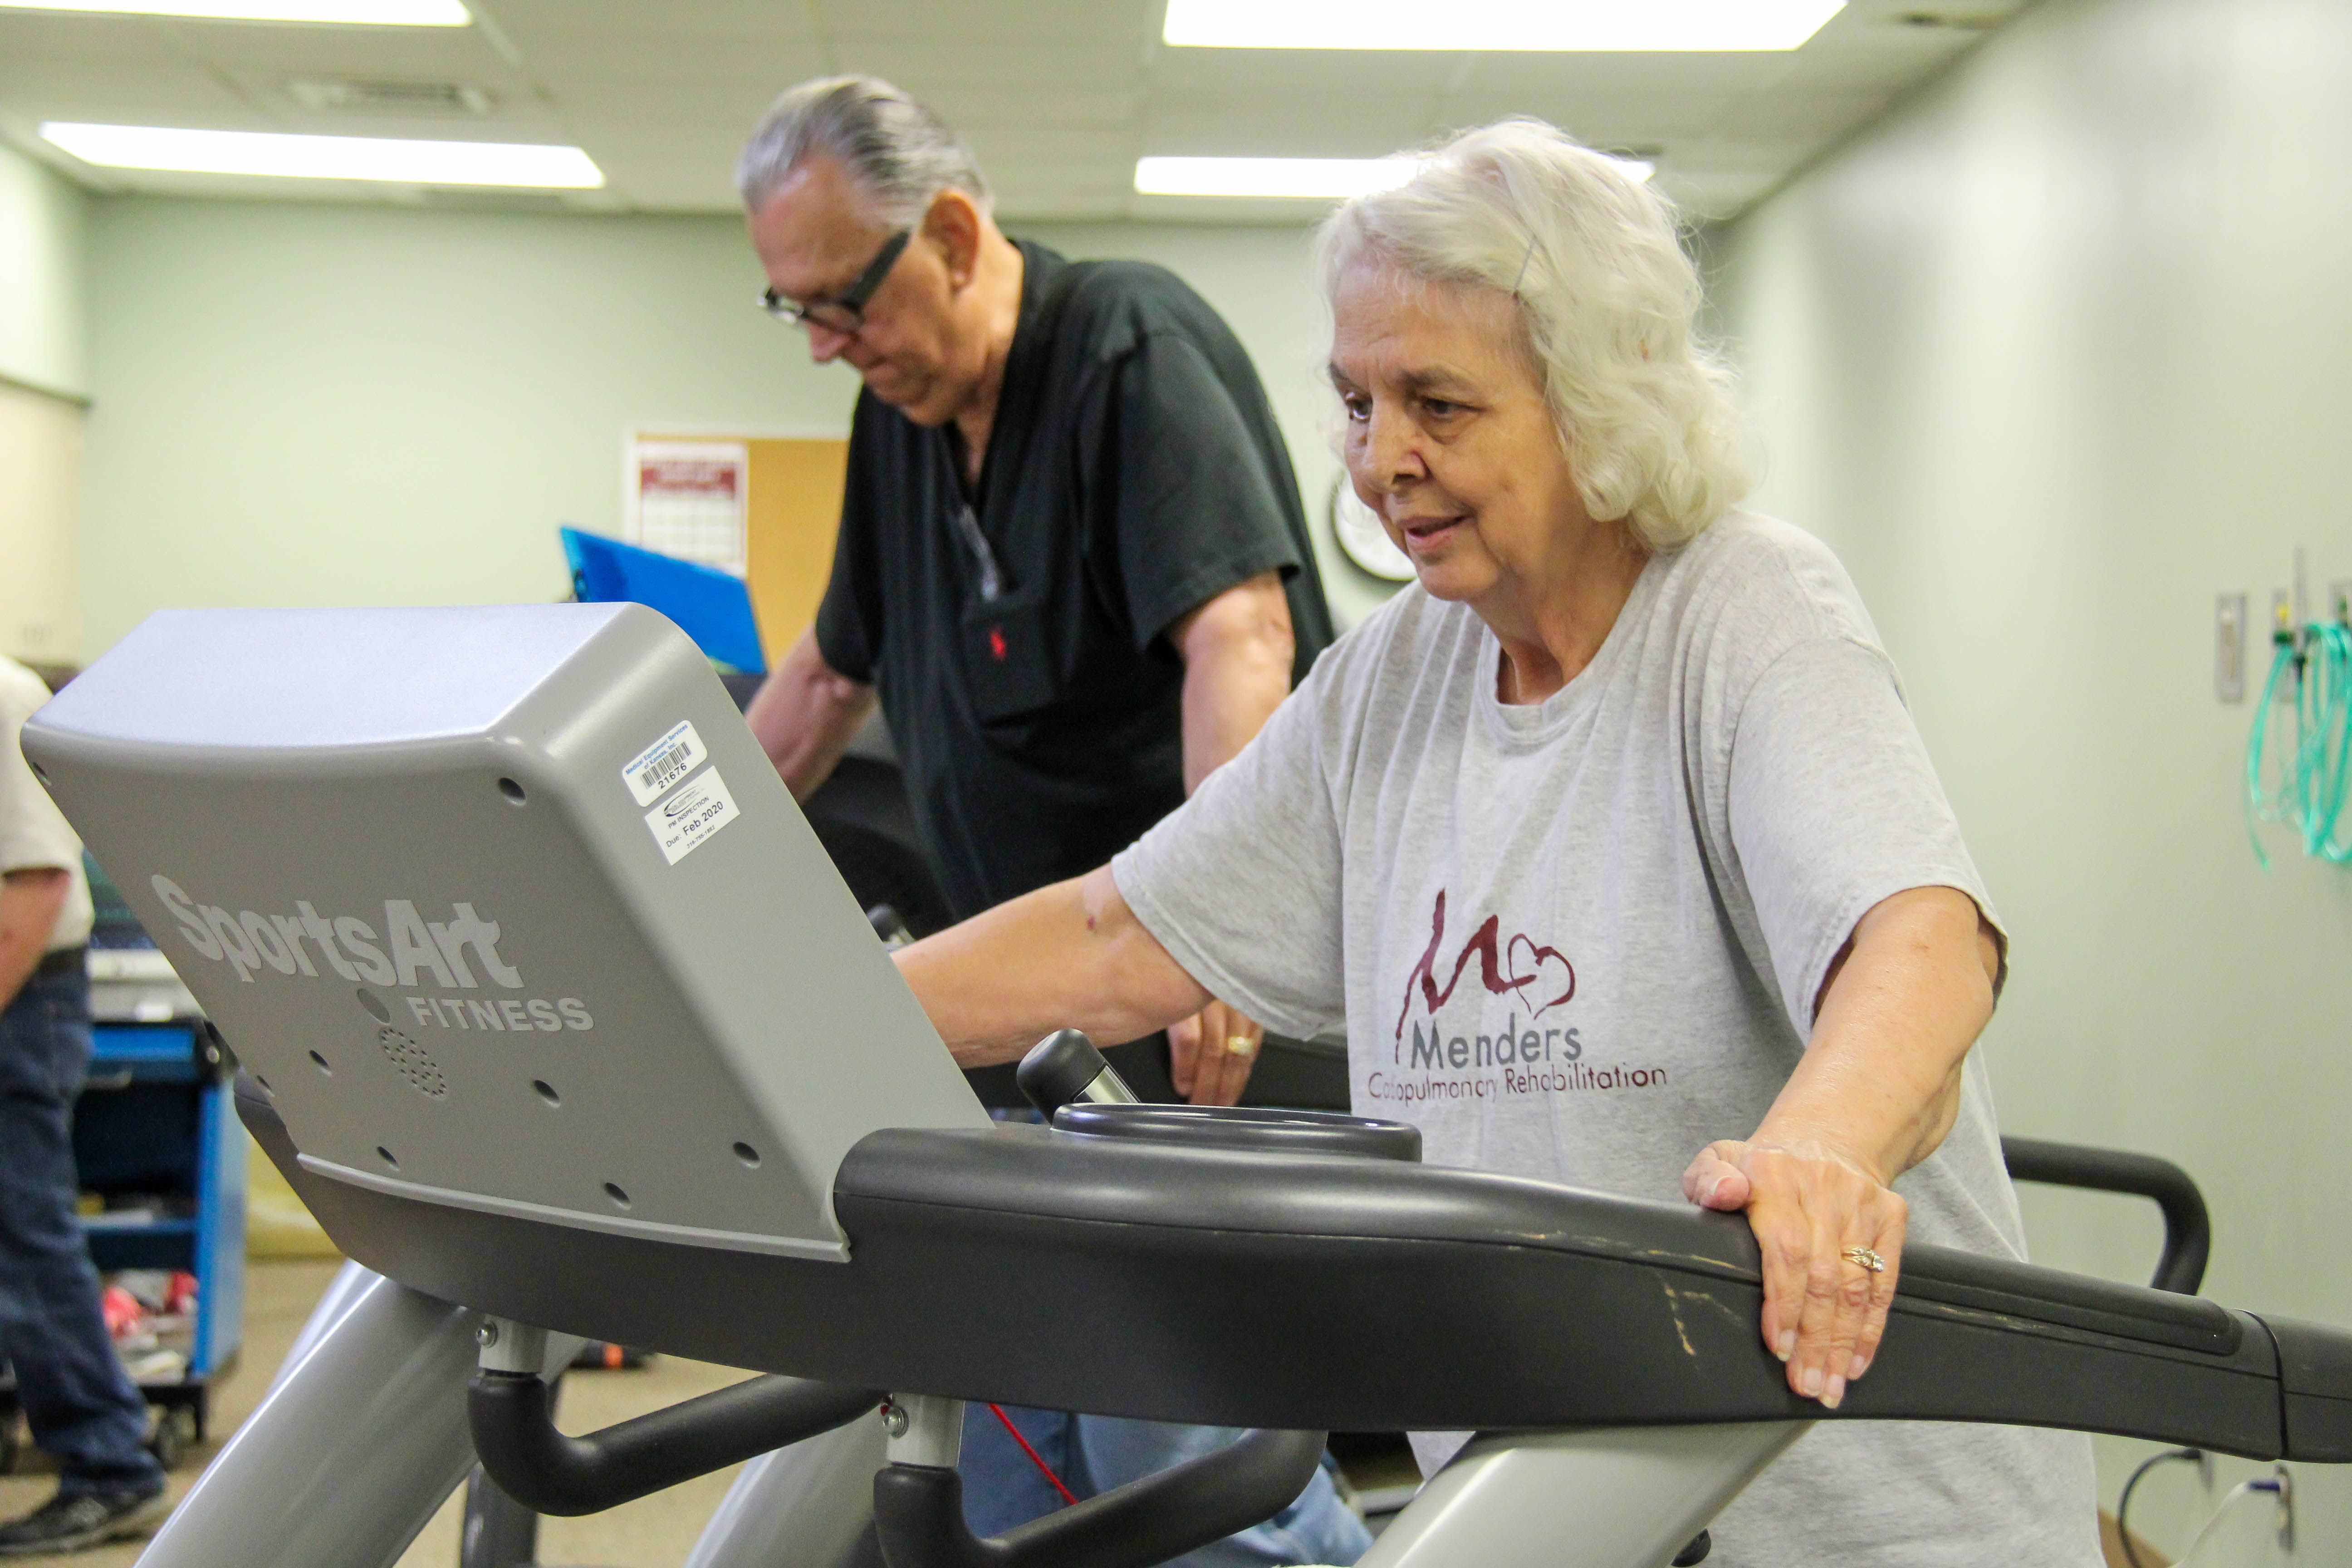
left=987, top=1403, right=1078, bottom=1507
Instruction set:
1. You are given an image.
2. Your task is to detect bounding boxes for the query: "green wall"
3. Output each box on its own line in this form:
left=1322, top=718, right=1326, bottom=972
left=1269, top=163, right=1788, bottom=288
left=1714, top=0, right=2352, bottom=1553
left=78, top=199, right=1386, bottom=656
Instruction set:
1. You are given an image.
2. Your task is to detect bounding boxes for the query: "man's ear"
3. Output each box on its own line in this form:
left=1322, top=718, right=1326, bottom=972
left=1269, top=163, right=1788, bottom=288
left=924, top=190, right=985, bottom=292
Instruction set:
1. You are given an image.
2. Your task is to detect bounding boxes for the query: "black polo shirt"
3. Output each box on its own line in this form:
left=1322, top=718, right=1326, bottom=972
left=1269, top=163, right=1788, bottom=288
left=814, top=240, right=1335, bottom=926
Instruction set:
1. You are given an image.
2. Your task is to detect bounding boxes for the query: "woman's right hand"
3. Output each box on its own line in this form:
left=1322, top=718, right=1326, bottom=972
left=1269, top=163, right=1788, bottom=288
left=1683, top=1135, right=1908, bottom=1410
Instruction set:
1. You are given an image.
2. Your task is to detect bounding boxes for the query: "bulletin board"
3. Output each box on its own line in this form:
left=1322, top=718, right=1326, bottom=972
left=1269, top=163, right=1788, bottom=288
left=631, top=432, right=849, bottom=668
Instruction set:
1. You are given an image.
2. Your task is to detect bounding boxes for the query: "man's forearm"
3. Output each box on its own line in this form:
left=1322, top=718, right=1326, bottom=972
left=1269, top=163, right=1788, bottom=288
left=1175, top=573, right=1294, bottom=794
left=0, top=869, right=71, bottom=1011
left=1755, top=886, right=1999, bottom=1183
left=894, top=866, right=1210, bottom=1067
left=745, top=631, right=876, bottom=802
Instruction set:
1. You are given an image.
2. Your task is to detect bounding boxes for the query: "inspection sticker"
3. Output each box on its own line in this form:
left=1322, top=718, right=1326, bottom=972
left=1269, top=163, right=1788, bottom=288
left=622, top=720, right=708, bottom=806
left=643, top=766, right=740, bottom=865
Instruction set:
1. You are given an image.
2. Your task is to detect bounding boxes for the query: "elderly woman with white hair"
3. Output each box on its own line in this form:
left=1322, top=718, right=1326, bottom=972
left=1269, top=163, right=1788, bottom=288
left=894, top=118, right=2100, bottom=1566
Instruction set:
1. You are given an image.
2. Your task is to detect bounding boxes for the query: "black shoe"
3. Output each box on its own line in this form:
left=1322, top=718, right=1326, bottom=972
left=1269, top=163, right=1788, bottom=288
left=0, top=1483, right=171, bottom=1556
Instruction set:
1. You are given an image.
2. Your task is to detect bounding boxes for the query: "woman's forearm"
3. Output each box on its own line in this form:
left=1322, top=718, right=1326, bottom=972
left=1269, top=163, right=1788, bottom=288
left=892, top=865, right=1212, bottom=1068
left=1754, top=885, right=2000, bottom=1182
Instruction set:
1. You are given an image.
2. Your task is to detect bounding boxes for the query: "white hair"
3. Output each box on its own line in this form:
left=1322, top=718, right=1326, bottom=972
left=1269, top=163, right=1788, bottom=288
left=737, top=76, right=990, bottom=225
left=1317, top=118, right=1749, bottom=549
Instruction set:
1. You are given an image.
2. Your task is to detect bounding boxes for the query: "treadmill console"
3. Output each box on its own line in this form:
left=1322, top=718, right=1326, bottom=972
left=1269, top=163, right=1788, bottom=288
left=26, top=604, right=987, bottom=1263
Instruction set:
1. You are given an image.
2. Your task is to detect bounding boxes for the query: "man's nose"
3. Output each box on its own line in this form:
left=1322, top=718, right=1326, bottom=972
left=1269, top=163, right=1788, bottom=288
left=804, top=322, right=853, bottom=364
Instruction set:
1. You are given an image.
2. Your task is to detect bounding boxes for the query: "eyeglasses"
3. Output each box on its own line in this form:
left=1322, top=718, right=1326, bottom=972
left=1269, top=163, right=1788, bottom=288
left=761, top=230, right=911, bottom=335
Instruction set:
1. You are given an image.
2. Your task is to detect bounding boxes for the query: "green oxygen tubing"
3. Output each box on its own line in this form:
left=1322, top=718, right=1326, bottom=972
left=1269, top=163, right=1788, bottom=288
left=2246, top=597, right=2352, bottom=867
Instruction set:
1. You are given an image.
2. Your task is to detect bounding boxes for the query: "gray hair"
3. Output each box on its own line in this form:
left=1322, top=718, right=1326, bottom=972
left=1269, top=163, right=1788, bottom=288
left=1317, top=118, right=1749, bottom=549
left=736, top=76, right=991, bottom=225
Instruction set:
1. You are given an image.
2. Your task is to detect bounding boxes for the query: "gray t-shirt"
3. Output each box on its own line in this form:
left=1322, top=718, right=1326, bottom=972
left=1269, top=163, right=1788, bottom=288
left=1112, top=513, right=2099, bottom=1568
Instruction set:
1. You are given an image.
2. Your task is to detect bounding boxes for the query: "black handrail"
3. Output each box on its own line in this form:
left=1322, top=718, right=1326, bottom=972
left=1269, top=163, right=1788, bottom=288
left=2001, top=1136, right=2211, bottom=1295
left=469, top=1368, right=881, bottom=1516
left=872, top=1427, right=1327, bottom=1568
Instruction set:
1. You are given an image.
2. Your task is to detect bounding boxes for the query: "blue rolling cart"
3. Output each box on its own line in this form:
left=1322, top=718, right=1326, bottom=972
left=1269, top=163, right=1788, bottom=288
left=72, top=1014, right=247, bottom=1460
left=0, top=854, right=248, bottom=1470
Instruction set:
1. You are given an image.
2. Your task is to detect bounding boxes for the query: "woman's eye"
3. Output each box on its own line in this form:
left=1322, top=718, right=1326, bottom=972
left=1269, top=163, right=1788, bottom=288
left=1341, top=395, right=1371, bottom=422
left=1421, top=398, right=1464, bottom=419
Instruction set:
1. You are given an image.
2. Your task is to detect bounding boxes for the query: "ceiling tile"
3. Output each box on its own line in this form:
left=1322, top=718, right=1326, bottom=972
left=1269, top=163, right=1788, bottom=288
left=1707, top=88, right=1897, bottom=141
left=1144, top=47, right=1461, bottom=94
left=1140, top=98, right=1439, bottom=157
left=814, top=0, right=1155, bottom=47
left=0, top=58, right=251, bottom=115
left=821, top=40, right=1142, bottom=92
left=480, top=0, right=823, bottom=42
left=553, top=87, right=792, bottom=134
left=518, top=36, right=829, bottom=86
left=909, top=85, right=1143, bottom=126
left=0, top=13, right=186, bottom=64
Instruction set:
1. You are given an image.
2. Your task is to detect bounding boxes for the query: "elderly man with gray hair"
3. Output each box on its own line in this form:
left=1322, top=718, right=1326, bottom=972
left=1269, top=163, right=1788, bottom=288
left=733, top=77, right=1367, bottom=1568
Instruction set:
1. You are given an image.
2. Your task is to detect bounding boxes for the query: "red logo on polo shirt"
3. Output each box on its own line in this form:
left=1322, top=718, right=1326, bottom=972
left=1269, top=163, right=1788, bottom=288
left=987, top=626, right=1008, bottom=662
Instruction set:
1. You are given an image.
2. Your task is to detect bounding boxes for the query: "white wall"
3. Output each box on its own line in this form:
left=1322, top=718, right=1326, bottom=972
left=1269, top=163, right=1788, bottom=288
left=1714, top=0, right=2352, bottom=1553
left=0, top=140, right=87, bottom=660
left=0, top=140, right=86, bottom=400
left=0, top=381, right=85, bottom=662
left=77, top=200, right=1381, bottom=657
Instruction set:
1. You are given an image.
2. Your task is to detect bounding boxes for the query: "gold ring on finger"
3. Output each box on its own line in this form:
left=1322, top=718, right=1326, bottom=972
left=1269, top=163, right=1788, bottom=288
left=1841, top=1245, right=1885, bottom=1274
left=1225, top=1035, right=1257, bottom=1059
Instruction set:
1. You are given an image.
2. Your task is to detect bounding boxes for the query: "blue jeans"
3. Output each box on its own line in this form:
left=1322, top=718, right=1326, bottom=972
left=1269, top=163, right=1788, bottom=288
left=0, top=964, right=163, bottom=1497
left=960, top=1405, right=1372, bottom=1568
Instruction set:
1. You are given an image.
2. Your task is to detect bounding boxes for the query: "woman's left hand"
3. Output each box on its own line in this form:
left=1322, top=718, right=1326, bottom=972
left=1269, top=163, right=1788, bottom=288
left=1682, top=1137, right=1907, bottom=1410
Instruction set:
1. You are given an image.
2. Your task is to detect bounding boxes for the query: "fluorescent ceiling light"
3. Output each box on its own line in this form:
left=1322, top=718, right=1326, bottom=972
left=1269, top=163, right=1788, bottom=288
left=41, top=123, right=602, bottom=187
left=0, top=0, right=467, bottom=21
left=1163, top=0, right=1845, bottom=51
left=1136, top=154, right=1648, bottom=199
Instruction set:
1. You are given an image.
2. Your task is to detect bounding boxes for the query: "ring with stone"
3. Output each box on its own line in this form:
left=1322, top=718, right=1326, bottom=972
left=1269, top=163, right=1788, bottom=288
left=1224, top=1035, right=1257, bottom=1059
left=1841, top=1245, right=1886, bottom=1274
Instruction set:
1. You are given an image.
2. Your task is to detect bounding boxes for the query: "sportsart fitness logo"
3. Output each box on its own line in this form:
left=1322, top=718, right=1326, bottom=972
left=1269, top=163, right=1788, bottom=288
left=1367, top=888, right=1668, bottom=1107
left=149, top=875, right=594, bottom=1034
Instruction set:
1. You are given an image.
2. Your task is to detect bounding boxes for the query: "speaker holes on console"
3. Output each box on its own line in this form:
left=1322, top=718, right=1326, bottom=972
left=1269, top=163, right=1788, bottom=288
left=309, top=1050, right=332, bottom=1075
left=497, top=777, right=528, bottom=805
left=532, top=1079, right=560, bottom=1107
left=732, top=1142, right=761, bottom=1168
left=377, top=1027, right=448, bottom=1099
left=603, top=1182, right=631, bottom=1209
left=377, top=1146, right=399, bottom=1170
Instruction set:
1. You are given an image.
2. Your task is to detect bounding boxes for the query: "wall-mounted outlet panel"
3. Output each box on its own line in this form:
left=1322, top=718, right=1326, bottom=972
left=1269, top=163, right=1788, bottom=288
left=2216, top=592, right=2248, bottom=702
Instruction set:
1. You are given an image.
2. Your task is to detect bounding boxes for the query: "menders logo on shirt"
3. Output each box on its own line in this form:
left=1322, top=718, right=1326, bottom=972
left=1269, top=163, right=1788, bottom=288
left=1372, top=887, right=1669, bottom=1108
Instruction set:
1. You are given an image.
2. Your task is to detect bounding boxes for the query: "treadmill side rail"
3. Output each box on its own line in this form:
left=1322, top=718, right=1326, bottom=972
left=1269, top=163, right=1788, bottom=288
left=2261, top=1314, right=2352, bottom=1461
left=1362, top=1424, right=1806, bottom=1568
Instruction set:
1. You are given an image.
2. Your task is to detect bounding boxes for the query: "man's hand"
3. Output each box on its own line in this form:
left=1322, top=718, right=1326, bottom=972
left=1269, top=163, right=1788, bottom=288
left=743, top=631, right=876, bottom=801
left=0, top=867, right=72, bottom=1011
left=1168, top=998, right=1265, bottom=1106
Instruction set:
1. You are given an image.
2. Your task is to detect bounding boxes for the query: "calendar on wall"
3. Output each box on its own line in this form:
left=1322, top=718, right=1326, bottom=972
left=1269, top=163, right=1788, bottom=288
left=626, top=437, right=749, bottom=578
